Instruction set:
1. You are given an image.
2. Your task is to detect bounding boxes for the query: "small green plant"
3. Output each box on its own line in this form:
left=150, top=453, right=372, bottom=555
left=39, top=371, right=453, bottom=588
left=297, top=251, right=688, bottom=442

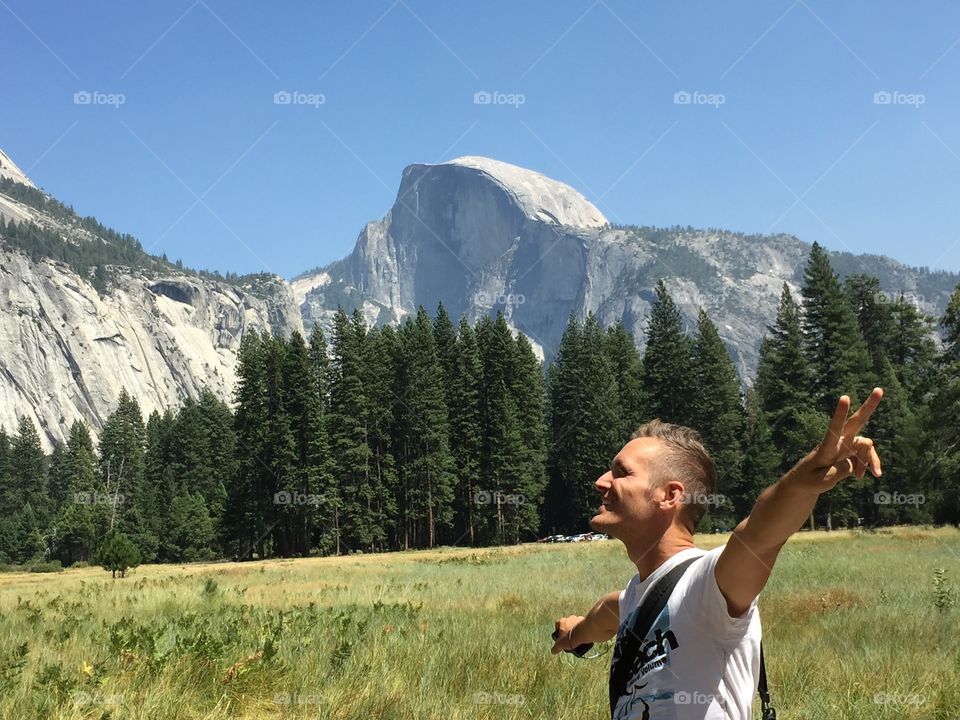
left=201, top=577, right=218, bottom=597
left=934, top=567, right=955, bottom=612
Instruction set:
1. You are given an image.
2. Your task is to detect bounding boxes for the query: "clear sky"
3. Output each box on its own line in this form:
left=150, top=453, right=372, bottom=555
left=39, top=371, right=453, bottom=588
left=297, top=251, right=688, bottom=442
left=3, top=1, right=960, bottom=278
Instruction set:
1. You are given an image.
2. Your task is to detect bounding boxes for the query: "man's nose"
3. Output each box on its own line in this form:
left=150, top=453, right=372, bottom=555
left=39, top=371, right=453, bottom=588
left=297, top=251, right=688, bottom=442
left=595, top=470, right=612, bottom=492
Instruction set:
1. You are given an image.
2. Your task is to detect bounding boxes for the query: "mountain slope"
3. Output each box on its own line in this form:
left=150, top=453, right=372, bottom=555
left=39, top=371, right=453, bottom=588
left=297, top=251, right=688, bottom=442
left=0, top=149, right=302, bottom=449
left=297, top=157, right=959, bottom=377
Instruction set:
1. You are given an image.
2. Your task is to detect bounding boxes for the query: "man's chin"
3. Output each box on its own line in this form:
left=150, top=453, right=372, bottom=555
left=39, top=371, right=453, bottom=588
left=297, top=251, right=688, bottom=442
left=589, top=511, right=618, bottom=535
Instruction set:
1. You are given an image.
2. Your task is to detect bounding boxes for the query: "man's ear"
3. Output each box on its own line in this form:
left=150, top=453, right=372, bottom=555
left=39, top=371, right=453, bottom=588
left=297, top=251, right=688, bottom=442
left=658, top=480, right=686, bottom=510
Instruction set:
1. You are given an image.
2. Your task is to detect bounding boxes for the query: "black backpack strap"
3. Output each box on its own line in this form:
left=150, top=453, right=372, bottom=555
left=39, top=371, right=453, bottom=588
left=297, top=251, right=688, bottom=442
left=609, top=557, right=697, bottom=715
left=759, top=641, right=776, bottom=719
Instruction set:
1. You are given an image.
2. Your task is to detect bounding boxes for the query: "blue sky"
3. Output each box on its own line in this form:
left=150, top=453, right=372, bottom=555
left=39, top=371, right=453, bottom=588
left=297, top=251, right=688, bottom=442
left=3, top=0, right=960, bottom=278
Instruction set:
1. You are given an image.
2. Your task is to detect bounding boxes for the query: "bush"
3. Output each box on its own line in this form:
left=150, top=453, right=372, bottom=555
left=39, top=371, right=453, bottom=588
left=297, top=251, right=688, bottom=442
left=26, top=561, right=62, bottom=573
left=95, top=532, right=141, bottom=578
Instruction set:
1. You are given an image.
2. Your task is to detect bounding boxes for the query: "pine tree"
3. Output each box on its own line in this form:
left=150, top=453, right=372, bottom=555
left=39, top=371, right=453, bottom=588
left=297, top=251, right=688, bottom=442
left=510, top=332, right=548, bottom=542
left=449, top=317, right=484, bottom=544
left=739, top=389, right=781, bottom=519
left=278, top=331, right=324, bottom=556
left=99, top=390, right=155, bottom=558
left=544, top=314, right=619, bottom=532
left=754, top=284, right=820, bottom=475
left=308, top=325, right=338, bottom=553
left=603, top=321, right=645, bottom=442
left=845, top=274, right=897, bottom=364
left=931, top=285, right=960, bottom=523
left=262, top=334, right=298, bottom=556
left=96, top=531, right=141, bottom=578
left=476, top=314, right=526, bottom=543
left=642, top=280, right=695, bottom=426
left=691, top=308, right=743, bottom=529
left=328, top=309, right=372, bottom=553
left=888, top=294, right=939, bottom=398
left=227, top=332, right=269, bottom=559
left=801, top=243, right=874, bottom=412
left=363, top=325, right=398, bottom=551
left=801, top=246, right=877, bottom=528
left=9, top=416, right=49, bottom=526
left=395, top=307, right=455, bottom=548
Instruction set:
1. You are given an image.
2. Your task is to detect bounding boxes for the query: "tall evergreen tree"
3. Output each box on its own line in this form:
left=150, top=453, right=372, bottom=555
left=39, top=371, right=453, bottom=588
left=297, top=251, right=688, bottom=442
left=691, top=308, right=744, bottom=529
left=801, top=243, right=874, bottom=411
left=544, top=314, right=619, bottom=532
left=449, top=317, right=484, bottom=544
left=307, top=325, right=338, bottom=554
left=888, top=294, right=939, bottom=398
left=801, top=246, right=877, bottom=528
left=603, top=321, right=645, bottom=442
left=328, top=309, right=372, bottom=553
left=395, top=307, right=455, bottom=548
left=99, top=391, right=154, bottom=558
left=227, top=332, right=270, bottom=559
left=10, top=416, right=50, bottom=527
left=931, top=285, right=960, bottom=523
left=475, top=314, right=526, bottom=543
left=739, top=389, right=781, bottom=519
left=510, top=332, right=548, bottom=542
left=363, top=325, right=399, bottom=551
left=754, top=284, right=821, bottom=474
left=641, top=280, right=695, bottom=426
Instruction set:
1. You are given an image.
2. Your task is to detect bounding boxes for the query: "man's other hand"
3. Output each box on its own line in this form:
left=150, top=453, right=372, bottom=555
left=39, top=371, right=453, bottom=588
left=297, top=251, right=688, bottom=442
left=551, top=615, right=585, bottom=654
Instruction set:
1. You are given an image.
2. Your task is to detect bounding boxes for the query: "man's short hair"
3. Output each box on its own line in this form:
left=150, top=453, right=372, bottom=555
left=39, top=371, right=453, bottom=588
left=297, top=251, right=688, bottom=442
left=631, top=419, right=717, bottom=531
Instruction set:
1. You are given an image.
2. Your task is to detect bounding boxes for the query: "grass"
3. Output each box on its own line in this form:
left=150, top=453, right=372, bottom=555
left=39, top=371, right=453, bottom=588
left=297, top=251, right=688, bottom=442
left=0, top=527, right=957, bottom=719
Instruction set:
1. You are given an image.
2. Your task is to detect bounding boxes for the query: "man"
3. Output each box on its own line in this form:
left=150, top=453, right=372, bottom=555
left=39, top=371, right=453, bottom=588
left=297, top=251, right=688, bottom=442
left=551, top=389, right=884, bottom=719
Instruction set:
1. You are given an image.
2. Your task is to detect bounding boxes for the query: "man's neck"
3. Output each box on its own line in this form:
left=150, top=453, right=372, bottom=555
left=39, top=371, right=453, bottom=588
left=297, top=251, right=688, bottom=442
left=625, top=524, right=696, bottom=580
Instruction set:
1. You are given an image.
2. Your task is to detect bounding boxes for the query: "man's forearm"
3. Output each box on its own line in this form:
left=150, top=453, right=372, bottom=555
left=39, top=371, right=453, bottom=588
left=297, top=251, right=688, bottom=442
left=732, top=469, right=820, bottom=554
left=570, top=591, right=621, bottom=646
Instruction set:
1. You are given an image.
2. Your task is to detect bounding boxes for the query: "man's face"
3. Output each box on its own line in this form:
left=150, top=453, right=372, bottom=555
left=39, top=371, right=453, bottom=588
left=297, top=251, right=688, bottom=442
left=590, top=437, right=674, bottom=541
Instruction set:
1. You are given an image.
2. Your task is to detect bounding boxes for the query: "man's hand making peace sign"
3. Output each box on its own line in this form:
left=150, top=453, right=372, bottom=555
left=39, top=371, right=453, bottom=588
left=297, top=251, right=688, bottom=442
left=715, top=388, right=884, bottom=618
left=785, top=388, right=884, bottom=495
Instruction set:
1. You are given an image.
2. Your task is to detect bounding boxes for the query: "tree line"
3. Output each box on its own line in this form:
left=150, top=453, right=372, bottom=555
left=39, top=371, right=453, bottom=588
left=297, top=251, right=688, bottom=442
left=0, top=242, right=957, bottom=567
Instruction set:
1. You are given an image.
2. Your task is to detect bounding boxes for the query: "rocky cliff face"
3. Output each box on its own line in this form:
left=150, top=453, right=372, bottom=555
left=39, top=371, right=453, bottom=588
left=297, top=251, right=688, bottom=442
left=0, top=162, right=302, bottom=450
left=0, top=248, right=301, bottom=450
left=297, top=156, right=959, bottom=376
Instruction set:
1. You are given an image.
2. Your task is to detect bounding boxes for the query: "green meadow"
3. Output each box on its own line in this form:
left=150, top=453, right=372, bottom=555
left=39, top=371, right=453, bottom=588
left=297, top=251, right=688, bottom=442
left=0, top=527, right=958, bottom=719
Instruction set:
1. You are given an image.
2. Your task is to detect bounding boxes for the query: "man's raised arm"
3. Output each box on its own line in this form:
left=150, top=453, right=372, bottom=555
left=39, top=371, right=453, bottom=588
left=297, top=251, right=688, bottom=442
left=715, top=388, right=884, bottom=617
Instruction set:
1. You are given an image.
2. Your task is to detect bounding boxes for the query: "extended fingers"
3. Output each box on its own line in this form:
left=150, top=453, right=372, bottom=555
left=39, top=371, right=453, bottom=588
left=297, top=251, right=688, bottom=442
left=844, top=388, right=884, bottom=437
left=820, top=395, right=851, bottom=457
